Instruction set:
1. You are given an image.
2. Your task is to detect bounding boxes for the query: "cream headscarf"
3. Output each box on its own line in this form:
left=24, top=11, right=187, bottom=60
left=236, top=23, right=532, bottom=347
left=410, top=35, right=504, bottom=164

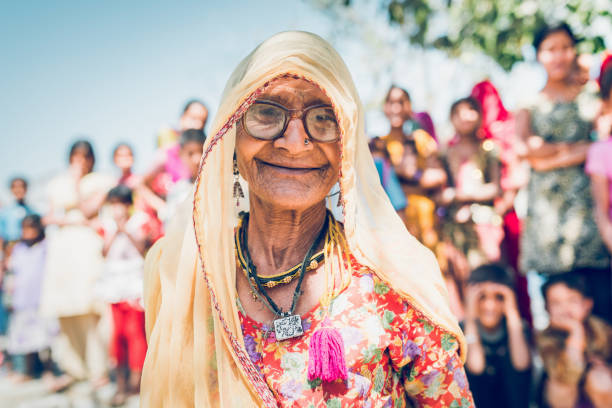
left=141, top=31, right=465, bottom=408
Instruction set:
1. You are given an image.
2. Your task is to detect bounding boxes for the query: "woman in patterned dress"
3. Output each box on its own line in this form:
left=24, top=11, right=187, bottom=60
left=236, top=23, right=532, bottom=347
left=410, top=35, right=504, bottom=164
left=141, top=31, right=473, bottom=407
left=516, top=23, right=610, bottom=328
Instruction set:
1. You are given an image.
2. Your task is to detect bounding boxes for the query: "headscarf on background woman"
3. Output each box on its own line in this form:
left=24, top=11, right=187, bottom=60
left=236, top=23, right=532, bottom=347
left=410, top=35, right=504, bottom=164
left=470, top=80, right=532, bottom=326
left=141, top=31, right=466, bottom=407
left=470, top=80, right=528, bottom=193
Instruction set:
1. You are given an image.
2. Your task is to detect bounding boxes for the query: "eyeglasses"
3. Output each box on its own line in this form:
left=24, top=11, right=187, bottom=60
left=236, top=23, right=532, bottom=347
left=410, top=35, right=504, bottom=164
left=242, top=100, right=340, bottom=143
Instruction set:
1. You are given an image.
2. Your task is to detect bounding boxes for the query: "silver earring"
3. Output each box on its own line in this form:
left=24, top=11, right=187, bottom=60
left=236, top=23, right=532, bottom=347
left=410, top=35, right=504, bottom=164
left=304, top=138, right=309, bottom=145
left=233, top=156, right=244, bottom=206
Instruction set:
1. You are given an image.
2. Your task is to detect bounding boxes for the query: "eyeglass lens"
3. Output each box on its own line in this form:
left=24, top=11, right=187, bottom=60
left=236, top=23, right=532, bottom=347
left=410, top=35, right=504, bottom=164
left=244, top=102, right=338, bottom=142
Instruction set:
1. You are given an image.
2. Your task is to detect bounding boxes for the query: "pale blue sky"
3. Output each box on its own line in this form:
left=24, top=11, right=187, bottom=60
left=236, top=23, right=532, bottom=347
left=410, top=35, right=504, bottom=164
left=0, top=0, right=331, bottom=187
left=1, top=1, right=610, bottom=206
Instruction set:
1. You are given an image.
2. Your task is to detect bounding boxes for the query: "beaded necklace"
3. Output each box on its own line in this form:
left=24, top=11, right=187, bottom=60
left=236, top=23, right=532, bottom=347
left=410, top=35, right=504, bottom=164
left=235, top=218, right=326, bottom=289
left=236, top=211, right=330, bottom=340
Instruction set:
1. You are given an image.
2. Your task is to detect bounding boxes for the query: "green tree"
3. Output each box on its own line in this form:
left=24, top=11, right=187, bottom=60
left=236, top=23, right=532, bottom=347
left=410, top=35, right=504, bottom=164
left=312, top=0, right=612, bottom=71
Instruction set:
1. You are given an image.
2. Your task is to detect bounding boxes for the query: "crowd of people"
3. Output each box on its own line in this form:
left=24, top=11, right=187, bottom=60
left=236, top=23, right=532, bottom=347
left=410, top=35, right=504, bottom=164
left=0, top=99, right=208, bottom=405
left=368, top=23, right=612, bottom=408
left=0, top=22, right=611, bottom=407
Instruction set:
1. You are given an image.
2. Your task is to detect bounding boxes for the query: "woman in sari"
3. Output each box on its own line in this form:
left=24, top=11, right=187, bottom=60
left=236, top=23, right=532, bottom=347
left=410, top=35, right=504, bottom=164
left=141, top=31, right=472, bottom=407
left=41, top=140, right=114, bottom=385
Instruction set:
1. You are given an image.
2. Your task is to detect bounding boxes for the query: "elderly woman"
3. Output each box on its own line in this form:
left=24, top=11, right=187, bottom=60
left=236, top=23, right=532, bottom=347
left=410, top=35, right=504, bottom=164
left=141, top=32, right=472, bottom=407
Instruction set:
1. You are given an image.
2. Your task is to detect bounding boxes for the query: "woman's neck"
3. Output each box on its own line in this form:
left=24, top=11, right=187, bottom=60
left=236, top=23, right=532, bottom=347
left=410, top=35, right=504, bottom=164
left=456, top=132, right=479, bottom=146
left=387, top=126, right=405, bottom=140
left=246, top=198, right=327, bottom=277
left=543, top=77, right=579, bottom=101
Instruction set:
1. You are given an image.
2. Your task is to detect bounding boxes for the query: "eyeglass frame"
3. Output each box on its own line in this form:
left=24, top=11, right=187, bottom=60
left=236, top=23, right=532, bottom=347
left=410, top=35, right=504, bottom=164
left=240, top=100, right=340, bottom=143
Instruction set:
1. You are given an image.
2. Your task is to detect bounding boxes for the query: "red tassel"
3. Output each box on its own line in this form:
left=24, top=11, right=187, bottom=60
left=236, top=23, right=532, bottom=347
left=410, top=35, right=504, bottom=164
left=307, top=319, right=347, bottom=382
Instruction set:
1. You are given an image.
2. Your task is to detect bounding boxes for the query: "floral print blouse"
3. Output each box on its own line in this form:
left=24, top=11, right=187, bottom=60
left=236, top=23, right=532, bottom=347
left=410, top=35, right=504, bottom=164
left=238, top=256, right=474, bottom=407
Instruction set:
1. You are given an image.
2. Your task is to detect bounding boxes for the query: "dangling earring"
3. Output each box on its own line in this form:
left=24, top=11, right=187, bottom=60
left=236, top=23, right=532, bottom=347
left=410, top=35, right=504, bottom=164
left=233, top=155, right=244, bottom=206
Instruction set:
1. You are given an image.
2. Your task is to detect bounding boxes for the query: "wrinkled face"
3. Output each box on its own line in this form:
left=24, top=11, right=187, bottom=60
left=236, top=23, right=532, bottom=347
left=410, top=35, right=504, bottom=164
left=384, top=88, right=412, bottom=129
left=546, top=283, right=592, bottom=324
left=538, top=31, right=576, bottom=82
left=476, top=283, right=505, bottom=329
left=113, top=145, right=134, bottom=172
left=180, top=103, right=208, bottom=131
left=180, top=141, right=204, bottom=180
left=451, top=102, right=481, bottom=137
left=235, top=77, right=341, bottom=211
left=10, top=179, right=27, bottom=201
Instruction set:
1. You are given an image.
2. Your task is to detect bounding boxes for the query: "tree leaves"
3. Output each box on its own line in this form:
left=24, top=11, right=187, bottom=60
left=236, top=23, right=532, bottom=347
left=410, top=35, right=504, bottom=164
left=311, top=0, right=612, bottom=71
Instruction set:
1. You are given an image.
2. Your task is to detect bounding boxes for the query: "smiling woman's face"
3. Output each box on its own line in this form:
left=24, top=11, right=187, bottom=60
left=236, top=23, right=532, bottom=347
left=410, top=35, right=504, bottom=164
left=235, top=77, right=341, bottom=211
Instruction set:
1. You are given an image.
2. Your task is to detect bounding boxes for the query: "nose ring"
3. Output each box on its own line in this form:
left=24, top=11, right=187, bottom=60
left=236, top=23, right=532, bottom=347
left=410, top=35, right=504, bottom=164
left=304, top=138, right=310, bottom=145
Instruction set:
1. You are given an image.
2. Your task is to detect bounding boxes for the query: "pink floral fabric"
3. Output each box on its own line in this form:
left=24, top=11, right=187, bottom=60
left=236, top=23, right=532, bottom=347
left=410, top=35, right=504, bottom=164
left=238, top=256, right=474, bottom=407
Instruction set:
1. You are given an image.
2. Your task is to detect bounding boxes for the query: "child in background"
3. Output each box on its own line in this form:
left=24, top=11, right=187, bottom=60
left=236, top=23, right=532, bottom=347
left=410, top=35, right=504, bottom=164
left=368, top=137, right=408, bottom=221
left=442, top=98, right=503, bottom=269
left=0, top=177, right=34, bottom=251
left=145, top=103, right=208, bottom=200
left=5, top=215, right=70, bottom=388
left=95, top=185, right=148, bottom=406
left=113, top=143, right=139, bottom=188
left=161, top=128, right=206, bottom=224
left=463, top=263, right=531, bottom=408
left=538, top=274, right=612, bottom=408
left=113, top=143, right=164, bottom=245
left=0, top=177, right=34, bottom=370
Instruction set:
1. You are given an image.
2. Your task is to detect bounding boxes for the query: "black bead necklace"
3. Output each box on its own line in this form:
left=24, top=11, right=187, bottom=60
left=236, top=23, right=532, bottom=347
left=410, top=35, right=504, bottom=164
left=238, top=211, right=329, bottom=341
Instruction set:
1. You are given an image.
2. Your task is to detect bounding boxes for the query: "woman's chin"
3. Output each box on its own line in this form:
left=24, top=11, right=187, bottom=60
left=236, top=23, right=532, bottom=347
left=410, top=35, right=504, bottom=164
left=251, top=189, right=328, bottom=212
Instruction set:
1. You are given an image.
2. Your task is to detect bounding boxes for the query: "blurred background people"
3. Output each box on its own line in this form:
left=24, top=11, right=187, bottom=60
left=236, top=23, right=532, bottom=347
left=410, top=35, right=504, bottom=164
left=470, top=80, right=532, bottom=326
left=587, top=54, right=612, bottom=256
left=442, top=97, right=502, bottom=268
left=113, top=143, right=139, bottom=189
left=537, top=274, right=612, bottom=408
left=4, top=215, right=70, bottom=389
left=0, top=177, right=34, bottom=253
left=159, top=128, right=206, bottom=225
left=39, top=140, right=114, bottom=386
left=380, top=85, right=447, bottom=267
left=146, top=99, right=208, bottom=202
left=368, top=136, right=408, bottom=221
left=440, top=97, right=502, bottom=319
left=0, top=177, right=34, bottom=367
left=95, top=186, right=148, bottom=406
left=156, top=99, right=208, bottom=149
left=593, top=54, right=612, bottom=141
left=113, top=143, right=164, bottom=246
left=462, top=263, right=531, bottom=408
left=516, top=23, right=610, bottom=329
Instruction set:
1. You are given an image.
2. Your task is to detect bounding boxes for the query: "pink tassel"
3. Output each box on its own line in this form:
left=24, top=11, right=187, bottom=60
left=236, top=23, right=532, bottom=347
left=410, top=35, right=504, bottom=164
left=307, top=319, right=347, bottom=382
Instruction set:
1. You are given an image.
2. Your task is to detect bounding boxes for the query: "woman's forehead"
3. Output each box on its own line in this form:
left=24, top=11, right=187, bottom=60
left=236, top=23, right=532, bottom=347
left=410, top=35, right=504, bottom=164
left=386, top=88, right=409, bottom=103
left=259, top=77, right=332, bottom=107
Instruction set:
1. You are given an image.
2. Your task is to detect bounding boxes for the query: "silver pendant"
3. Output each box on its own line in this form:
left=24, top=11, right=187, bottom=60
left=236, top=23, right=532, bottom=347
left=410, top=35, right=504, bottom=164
left=273, top=314, right=303, bottom=341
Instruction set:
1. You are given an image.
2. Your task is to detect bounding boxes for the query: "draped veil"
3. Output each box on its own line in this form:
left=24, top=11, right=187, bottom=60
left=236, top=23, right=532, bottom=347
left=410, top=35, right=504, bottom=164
left=141, top=31, right=466, bottom=408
